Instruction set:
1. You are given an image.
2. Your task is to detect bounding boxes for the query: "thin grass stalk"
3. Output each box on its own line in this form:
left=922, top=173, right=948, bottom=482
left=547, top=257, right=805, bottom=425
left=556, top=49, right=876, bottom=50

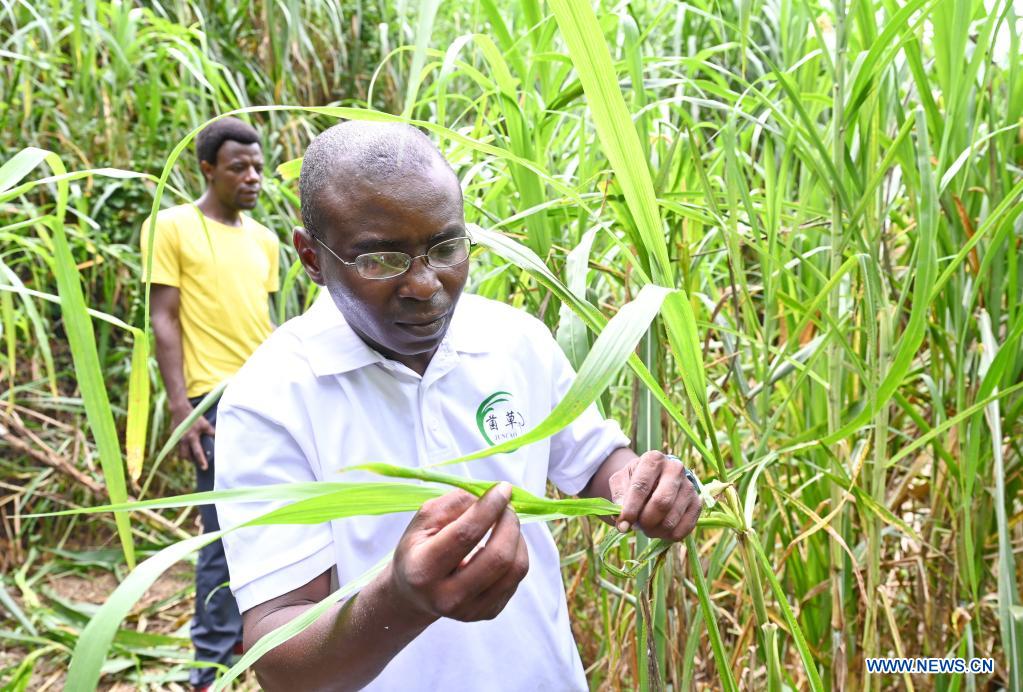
left=764, top=622, right=782, bottom=692
left=979, top=310, right=1023, bottom=687
left=856, top=29, right=887, bottom=679
left=633, top=328, right=664, bottom=691
left=685, top=535, right=739, bottom=691
left=738, top=531, right=770, bottom=658
left=862, top=307, right=890, bottom=684
left=137, top=382, right=227, bottom=500
left=0, top=261, right=57, bottom=398
left=748, top=531, right=826, bottom=691
left=0, top=288, right=14, bottom=411
left=828, top=0, right=849, bottom=684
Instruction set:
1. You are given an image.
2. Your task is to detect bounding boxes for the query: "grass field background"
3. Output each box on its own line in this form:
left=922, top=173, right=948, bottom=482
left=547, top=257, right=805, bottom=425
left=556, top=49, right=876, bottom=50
left=1, top=0, right=1022, bottom=689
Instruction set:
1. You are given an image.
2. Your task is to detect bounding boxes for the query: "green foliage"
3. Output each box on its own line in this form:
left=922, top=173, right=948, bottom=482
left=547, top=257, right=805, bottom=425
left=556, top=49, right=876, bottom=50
left=2, top=0, right=1022, bottom=688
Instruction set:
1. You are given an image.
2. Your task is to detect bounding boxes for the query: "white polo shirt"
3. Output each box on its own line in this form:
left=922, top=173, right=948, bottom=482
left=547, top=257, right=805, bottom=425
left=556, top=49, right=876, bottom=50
left=214, top=291, right=630, bottom=691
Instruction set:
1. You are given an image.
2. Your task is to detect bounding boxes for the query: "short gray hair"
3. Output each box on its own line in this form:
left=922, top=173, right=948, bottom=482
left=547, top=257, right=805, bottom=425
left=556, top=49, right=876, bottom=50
left=299, top=121, right=455, bottom=235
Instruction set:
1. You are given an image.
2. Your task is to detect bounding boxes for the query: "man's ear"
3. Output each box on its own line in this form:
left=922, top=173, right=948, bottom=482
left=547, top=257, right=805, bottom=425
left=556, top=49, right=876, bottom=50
left=199, top=159, right=214, bottom=184
left=293, top=227, right=325, bottom=286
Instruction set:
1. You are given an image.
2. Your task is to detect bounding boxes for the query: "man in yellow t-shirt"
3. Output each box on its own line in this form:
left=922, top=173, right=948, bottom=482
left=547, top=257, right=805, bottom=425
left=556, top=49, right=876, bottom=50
left=140, top=117, right=278, bottom=691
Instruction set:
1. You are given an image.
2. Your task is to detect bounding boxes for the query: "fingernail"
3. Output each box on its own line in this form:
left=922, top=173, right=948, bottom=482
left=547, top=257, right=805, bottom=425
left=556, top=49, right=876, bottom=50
left=494, top=482, right=512, bottom=500
left=617, top=520, right=630, bottom=533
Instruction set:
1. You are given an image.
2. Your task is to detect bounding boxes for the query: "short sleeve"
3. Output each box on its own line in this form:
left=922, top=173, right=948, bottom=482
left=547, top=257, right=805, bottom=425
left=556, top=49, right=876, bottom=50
left=140, top=215, right=181, bottom=287
left=214, top=403, right=334, bottom=613
left=546, top=341, right=631, bottom=496
left=263, top=232, right=280, bottom=293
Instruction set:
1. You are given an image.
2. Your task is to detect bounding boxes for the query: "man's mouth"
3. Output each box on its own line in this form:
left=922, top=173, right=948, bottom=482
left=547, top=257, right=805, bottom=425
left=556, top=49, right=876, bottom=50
left=395, top=313, right=448, bottom=337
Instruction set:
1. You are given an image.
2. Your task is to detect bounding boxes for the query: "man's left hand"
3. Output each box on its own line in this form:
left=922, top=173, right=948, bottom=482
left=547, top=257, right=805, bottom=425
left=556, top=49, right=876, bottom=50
left=608, top=451, right=702, bottom=541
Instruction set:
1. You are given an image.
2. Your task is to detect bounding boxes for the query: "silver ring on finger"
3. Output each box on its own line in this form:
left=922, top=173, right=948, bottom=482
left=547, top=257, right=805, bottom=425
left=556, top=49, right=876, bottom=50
left=664, top=454, right=702, bottom=494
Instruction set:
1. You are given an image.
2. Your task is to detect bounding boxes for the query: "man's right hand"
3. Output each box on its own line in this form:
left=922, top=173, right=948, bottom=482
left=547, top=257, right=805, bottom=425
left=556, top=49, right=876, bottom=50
left=388, top=482, right=529, bottom=623
left=170, top=402, right=215, bottom=470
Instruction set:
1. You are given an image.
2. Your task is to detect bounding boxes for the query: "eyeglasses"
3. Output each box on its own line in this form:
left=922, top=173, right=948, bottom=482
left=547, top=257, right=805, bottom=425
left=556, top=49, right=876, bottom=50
left=310, top=232, right=473, bottom=280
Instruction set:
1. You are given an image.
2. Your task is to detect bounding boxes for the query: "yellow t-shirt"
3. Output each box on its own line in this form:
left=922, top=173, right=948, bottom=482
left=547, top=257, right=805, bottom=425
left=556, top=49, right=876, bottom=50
left=141, top=204, right=279, bottom=397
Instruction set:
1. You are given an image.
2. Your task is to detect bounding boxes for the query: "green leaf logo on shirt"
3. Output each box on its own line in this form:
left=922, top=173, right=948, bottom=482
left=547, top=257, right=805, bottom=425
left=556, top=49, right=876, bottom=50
left=476, top=390, right=525, bottom=445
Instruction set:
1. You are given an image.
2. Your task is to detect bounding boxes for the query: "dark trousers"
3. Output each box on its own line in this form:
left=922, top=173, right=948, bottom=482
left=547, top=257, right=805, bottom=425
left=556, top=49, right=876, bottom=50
left=189, top=395, right=243, bottom=687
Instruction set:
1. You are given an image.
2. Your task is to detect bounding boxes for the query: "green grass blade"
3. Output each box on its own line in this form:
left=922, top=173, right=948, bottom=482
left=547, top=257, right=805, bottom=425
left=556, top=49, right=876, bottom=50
left=64, top=476, right=692, bottom=682
left=65, top=533, right=213, bottom=690
left=138, top=382, right=228, bottom=499
left=27, top=149, right=135, bottom=568
left=0, top=148, right=52, bottom=194
left=749, top=532, right=825, bottom=691
left=474, top=225, right=715, bottom=467
left=0, top=262, right=58, bottom=397
left=807, top=108, right=937, bottom=445
left=401, top=0, right=442, bottom=119
left=124, top=328, right=149, bottom=482
left=979, top=310, right=1021, bottom=688
left=212, top=555, right=391, bottom=691
left=433, top=283, right=674, bottom=467
left=352, top=463, right=620, bottom=516
left=686, top=536, right=739, bottom=691
left=547, top=0, right=672, bottom=284
left=33, top=481, right=446, bottom=519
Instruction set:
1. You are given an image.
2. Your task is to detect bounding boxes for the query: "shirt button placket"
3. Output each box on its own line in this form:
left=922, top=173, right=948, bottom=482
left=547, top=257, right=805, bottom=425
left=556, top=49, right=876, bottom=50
left=420, top=386, right=449, bottom=462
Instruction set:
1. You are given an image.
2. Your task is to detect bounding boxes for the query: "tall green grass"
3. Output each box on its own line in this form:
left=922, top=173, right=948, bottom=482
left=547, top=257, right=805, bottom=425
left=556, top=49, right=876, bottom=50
left=2, top=0, right=1022, bottom=688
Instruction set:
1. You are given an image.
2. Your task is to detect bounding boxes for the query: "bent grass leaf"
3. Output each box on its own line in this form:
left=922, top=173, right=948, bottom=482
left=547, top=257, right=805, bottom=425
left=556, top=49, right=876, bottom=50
left=0, top=148, right=51, bottom=194
left=351, top=463, right=620, bottom=518
left=472, top=226, right=715, bottom=467
left=33, top=482, right=448, bottom=520
left=556, top=225, right=601, bottom=370
left=431, top=283, right=674, bottom=467
left=66, top=533, right=215, bottom=690
left=65, top=487, right=439, bottom=689
left=65, top=471, right=716, bottom=684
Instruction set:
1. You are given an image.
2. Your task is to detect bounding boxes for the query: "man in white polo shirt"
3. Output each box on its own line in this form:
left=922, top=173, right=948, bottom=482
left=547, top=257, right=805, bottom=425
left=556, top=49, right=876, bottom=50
left=214, top=121, right=703, bottom=690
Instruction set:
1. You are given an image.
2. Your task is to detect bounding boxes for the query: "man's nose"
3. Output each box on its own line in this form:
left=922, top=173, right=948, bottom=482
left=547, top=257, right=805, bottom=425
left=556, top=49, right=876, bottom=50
left=245, top=166, right=261, bottom=183
left=399, top=256, right=442, bottom=300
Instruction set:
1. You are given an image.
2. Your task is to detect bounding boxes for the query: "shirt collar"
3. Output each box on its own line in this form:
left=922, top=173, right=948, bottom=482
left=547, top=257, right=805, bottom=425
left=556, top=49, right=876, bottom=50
left=299, top=291, right=488, bottom=378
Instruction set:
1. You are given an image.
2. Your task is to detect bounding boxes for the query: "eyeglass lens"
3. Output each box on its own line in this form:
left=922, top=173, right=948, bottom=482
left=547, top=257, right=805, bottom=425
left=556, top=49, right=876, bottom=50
left=355, top=237, right=470, bottom=279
